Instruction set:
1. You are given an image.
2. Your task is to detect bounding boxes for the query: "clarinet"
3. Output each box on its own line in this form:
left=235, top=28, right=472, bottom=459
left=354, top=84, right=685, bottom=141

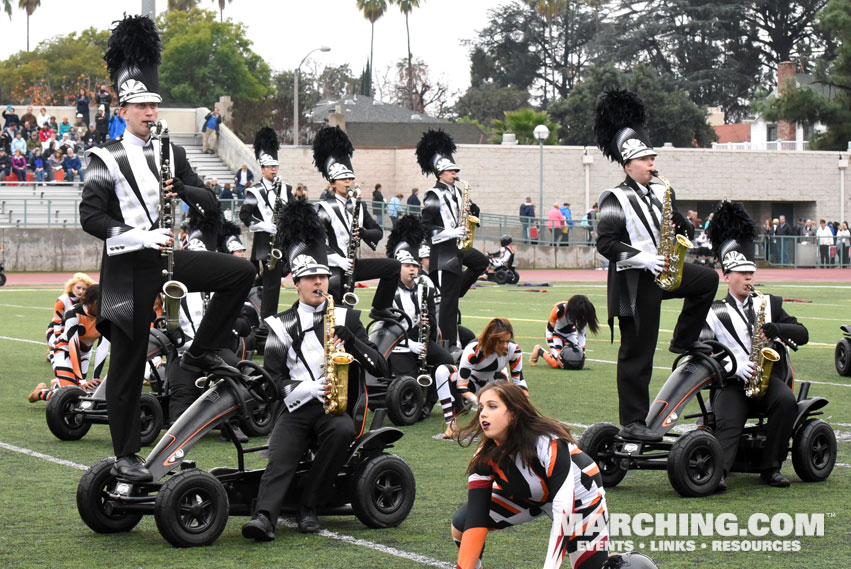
left=149, top=120, right=187, bottom=334
left=415, top=275, right=433, bottom=387
left=267, top=176, right=284, bottom=270
left=342, top=184, right=361, bottom=307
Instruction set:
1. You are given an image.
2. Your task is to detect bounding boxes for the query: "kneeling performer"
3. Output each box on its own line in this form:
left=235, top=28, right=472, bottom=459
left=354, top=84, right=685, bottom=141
left=530, top=295, right=599, bottom=370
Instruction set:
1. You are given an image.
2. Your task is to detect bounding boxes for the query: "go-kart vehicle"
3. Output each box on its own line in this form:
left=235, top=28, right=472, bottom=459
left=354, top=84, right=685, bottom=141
left=76, top=360, right=416, bottom=547
left=835, top=324, right=851, bottom=376
left=0, top=262, right=6, bottom=287
left=580, top=340, right=836, bottom=497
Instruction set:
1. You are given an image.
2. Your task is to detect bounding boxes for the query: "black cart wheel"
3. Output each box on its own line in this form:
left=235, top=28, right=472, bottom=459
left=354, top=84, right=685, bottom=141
left=154, top=469, right=229, bottom=547
left=351, top=453, right=416, bottom=528
left=578, top=422, right=628, bottom=487
left=385, top=376, right=424, bottom=426
left=835, top=338, right=851, bottom=376
left=508, top=269, right=520, bottom=284
left=240, top=399, right=281, bottom=437
left=46, top=385, right=91, bottom=440
left=792, top=419, right=837, bottom=482
left=139, top=392, right=164, bottom=446
left=494, top=269, right=509, bottom=285
left=0, top=271, right=6, bottom=287
left=667, top=430, right=723, bottom=497
left=77, top=457, right=143, bottom=534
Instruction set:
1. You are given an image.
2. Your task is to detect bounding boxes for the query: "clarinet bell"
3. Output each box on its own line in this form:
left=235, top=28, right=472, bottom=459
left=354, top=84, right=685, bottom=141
left=416, top=373, right=433, bottom=387
left=342, top=291, right=359, bottom=307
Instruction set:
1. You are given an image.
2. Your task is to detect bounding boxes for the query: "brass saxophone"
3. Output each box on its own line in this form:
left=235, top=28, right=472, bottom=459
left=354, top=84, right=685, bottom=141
left=652, top=170, right=692, bottom=291
left=744, top=285, right=781, bottom=399
left=267, top=176, right=284, bottom=270
left=456, top=179, right=479, bottom=251
left=415, top=275, right=433, bottom=387
left=322, top=292, right=353, bottom=415
left=149, top=120, right=187, bottom=334
left=342, top=184, right=361, bottom=307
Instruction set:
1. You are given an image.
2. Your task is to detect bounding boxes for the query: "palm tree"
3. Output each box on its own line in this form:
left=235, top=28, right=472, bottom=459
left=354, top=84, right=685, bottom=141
left=528, top=0, right=566, bottom=105
left=389, top=0, right=421, bottom=110
left=356, top=0, right=387, bottom=96
left=18, top=0, right=40, bottom=52
left=168, top=0, right=199, bottom=12
left=3, top=0, right=12, bottom=19
left=212, top=0, right=232, bottom=22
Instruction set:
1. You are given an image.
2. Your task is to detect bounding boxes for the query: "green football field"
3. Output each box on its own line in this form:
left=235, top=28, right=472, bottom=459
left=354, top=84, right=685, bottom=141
left=1, top=279, right=849, bottom=569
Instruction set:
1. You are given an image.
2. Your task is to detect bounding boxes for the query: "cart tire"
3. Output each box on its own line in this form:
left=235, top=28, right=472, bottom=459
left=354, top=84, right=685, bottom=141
left=154, top=469, right=229, bottom=547
left=835, top=338, right=851, bottom=376
left=0, top=272, right=6, bottom=287
left=77, top=457, right=143, bottom=534
left=508, top=269, right=520, bottom=284
left=351, top=453, right=415, bottom=528
left=386, top=376, right=424, bottom=426
left=667, top=430, right=723, bottom=497
left=792, top=419, right=836, bottom=482
left=139, top=392, right=164, bottom=446
left=46, top=385, right=91, bottom=440
left=494, top=269, right=509, bottom=285
left=578, top=422, right=628, bottom=487
left=240, top=399, right=281, bottom=437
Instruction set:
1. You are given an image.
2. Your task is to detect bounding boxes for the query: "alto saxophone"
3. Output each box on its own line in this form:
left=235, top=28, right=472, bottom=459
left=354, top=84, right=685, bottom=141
left=267, top=176, right=284, bottom=270
left=149, top=120, right=187, bottom=334
left=652, top=170, right=692, bottom=291
left=456, top=179, right=479, bottom=251
left=342, top=184, right=361, bottom=307
left=415, top=275, right=433, bottom=388
left=322, top=292, right=353, bottom=415
left=744, top=285, right=781, bottom=399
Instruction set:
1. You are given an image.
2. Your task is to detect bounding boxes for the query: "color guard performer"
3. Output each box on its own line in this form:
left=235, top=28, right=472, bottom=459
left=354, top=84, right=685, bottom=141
left=530, top=295, right=599, bottom=370
left=593, top=89, right=718, bottom=441
left=312, top=126, right=399, bottom=319
left=417, top=130, right=488, bottom=347
left=80, top=15, right=254, bottom=481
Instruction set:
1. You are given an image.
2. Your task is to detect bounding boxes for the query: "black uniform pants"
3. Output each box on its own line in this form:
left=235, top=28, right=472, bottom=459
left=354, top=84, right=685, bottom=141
left=432, top=249, right=488, bottom=345
left=616, top=263, right=718, bottom=426
left=713, top=376, right=796, bottom=474
left=260, top=258, right=285, bottom=318
left=330, top=257, right=401, bottom=310
left=254, top=400, right=355, bottom=521
left=106, top=249, right=254, bottom=457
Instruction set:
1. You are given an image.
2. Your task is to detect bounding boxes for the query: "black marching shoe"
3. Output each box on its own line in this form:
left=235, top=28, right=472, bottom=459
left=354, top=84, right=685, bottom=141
left=242, top=512, right=276, bottom=541
left=220, top=422, right=249, bottom=443
left=759, top=469, right=790, bottom=488
left=715, top=474, right=728, bottom=493
left=619, top=421, right=662, bottom=442
left=669, top=341, right=713, bottom=355
left=180, top=351, right=240, bottom=376
left=111, top=454, right=153, bottom=482
left=297, top=505, right=320, bottom=534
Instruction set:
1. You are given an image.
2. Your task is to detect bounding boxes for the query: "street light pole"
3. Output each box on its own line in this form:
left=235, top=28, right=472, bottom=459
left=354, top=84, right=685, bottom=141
left=533, top=125, right=550, bottom=243
left=293, top=46, right=331, bottom=146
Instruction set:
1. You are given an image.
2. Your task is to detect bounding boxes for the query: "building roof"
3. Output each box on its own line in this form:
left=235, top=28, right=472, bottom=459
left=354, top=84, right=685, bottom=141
left=308, top=94, right=450, bottom=125
left=713, top=123, right=750, bottom=143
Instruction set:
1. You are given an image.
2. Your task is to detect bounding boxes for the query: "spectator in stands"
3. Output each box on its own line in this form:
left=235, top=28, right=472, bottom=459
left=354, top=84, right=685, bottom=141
left=83, top=124, right=99, bottom=151
left=0, top=127, right=12, bottom=153
left=94, top=106, right=109, bottom=143
left=20, top=106, right=36, bottom=130
left=837, top=222, right=850, bottom=267
left=76, top=88, right=91, bottom=125
left=547, top=202, right=565, bottom=245
left=42, top=132, right=58, bottom=156
left=2, top=105, right=19, bottom=129
left=209, top=177, right=222, bottom=196
left=389, top=192, right=403, bottom=227
left=32, top=150, right=46, bottom=184
left=37, top=107, right=50, bottom=127
left=294, top=183, right=308, bottom=201
left=39, top=122, right=52, bottom=143
left=47, top=150, right=62, bottom=182
left=220, top=183, right=234, bottom=200
left=202, top=107, right=222, bottom=154
left=62, top=148, right=83, bottom=182
left=559, top=202, right=573, bottom=246
left=60, top=133, right=75, bottom=154
left=233, top=163, right=254, bottom=197
left=0, top=147, right=11, bottom=178
left=519, top=197, right=535, bottom=244
left=407, top=187, right=421, bottom=212
left=585, top=202, right=598, bottom=243
left=11, top=149, right=27, bottom=182
left=96, top=84, right=113, bottom=117
left=20, top=120, right=34, bottom=140
left=26, top=130, right=40, bottom=160
left=816, top=219, right=835, bottom=267
left=11, top=130, right=26, bottom=155
left=108, top=108, right=126, bottom=140
left=48, top=116, right=58, bottom=132
left=372, top=183, right=385, bottom=226
left=74, top=112, right=86, bottom=133
left=58, top=116, right=71, bottom=138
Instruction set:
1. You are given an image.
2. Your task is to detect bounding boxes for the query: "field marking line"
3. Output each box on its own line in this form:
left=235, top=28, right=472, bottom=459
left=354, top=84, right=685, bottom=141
left=0, top=335, right=44, bottom=345
left=0, top=303, right=53, bottom=310
left=0, top=440, right=454, bottom=568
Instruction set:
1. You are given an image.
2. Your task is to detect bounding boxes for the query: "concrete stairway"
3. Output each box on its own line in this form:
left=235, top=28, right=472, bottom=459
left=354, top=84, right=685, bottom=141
left=172, top=134, right=233, bottom=185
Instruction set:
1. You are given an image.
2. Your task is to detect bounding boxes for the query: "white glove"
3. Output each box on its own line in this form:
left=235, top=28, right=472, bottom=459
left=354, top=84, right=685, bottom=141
left=631, top=251, right=666, bottom=275
left=735, top=359, right=757, bottom=383
left=250, top=221, right=276, bottom=233
left=309, top=378, right=328, bottom=400
left=407, top=340, right=426, bottom=355
left=328, top=253, right=353, bottom=272
left=105, top=227, right=171, bottom=256
left=444, top=227, right=466, bottom=240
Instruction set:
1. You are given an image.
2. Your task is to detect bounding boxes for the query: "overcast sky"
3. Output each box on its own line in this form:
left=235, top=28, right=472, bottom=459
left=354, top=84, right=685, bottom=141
left=0, top=0, right=499, bottom=103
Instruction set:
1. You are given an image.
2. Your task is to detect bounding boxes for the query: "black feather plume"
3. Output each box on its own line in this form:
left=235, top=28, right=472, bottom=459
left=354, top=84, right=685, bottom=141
left=594, top=89, right=647, bottom=163
left=312, top=126, right=354, bottom=177
left=386, top=215, right=426, bottom=258
left=415, top=129, right=456, bottom=175
left=706, top=201, right=757, bottom=259
left=279, top=199, right=325, bottom=249
left=222, top=220, right=242, bottom=239
left=104, top=15, right=162, bottom=77
left=253, top=127, right=279, bottom=162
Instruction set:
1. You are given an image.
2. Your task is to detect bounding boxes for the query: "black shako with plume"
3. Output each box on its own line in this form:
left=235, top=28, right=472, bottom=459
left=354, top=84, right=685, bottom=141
left=279, top=198, right=330, bottom=278
left=386, top=214, right=427, bottom=265
left=186, top=200, right=243, bottom=252
left=104, top=14, right=163, bottom=105
left=415, top=129, right=459, bottom=177
left=706, top=200, right=758, bottom=273
left=253, top=127, right=280, bottom=168
left=312, top=126, right=355, bottom=181
left=594, top=89, right=656, bottom=166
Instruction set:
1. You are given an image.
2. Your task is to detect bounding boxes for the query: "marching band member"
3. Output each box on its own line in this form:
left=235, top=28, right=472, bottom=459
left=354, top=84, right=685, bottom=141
left=80, top=15, right=254, bottom=482
left=45, top=272, right=95, bottom=362
left=239, top=127, right=292, bottom=350
left=594, top=89, right=718, bottom=441
left=701, top=201, right=808, bottom=490
left=312, top=126, right=399, bottom=319
left=530, top=295, right=599, bottom=370
left=417, top=129, right=488, bottom=347
left=242, top=200, right=387, bottom=540
left=452, top=382, right=609, bottom=569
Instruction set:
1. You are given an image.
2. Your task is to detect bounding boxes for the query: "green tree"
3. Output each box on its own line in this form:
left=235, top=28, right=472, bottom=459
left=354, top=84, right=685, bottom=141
left=168, top=0, right=200, bottom=11
left=548, top=63, right=717, bottom=148
left=451, top=83, right=529, bottom=124
left=3, top=0, right=11, bottom=18
left=356, top=0, right=387, bottom=96
left=491, top=108, right=558, bottom=145
left=386, top=57, right=448, bottom=114
left=389, top=0, right=422, bottom=109
left=18, top=0, right=40, bottom=52
left=157, top=9, right=270, bottom=106
left=527, top=0, right=566, bottom=104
